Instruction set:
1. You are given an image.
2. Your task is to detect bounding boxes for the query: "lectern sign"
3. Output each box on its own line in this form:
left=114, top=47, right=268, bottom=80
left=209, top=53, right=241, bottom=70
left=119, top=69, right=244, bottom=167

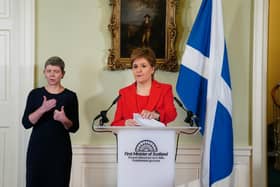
left=124, top=139, right=169, bottom=163
left=118, top=129, right=176, bottom=187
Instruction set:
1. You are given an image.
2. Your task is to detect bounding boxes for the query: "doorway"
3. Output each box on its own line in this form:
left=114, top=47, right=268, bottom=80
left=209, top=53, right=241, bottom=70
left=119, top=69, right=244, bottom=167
left=267, top=0, right=280, bottom=186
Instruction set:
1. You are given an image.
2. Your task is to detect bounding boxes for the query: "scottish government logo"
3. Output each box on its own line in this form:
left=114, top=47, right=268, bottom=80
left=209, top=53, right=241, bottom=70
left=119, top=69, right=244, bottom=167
left=124, top=140, right=168, bottom=162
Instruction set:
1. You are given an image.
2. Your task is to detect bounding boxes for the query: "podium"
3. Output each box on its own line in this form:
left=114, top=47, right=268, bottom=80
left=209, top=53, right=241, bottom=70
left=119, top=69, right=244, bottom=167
left=93, top=126, right=200, bottom=187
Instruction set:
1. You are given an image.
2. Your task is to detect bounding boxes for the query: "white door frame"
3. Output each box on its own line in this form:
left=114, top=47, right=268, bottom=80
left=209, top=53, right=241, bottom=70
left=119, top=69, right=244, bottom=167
left=17, top=0, right=35, bottom=186
left=252, top=0, right=268, bottom=186
left=0, top=0, right=34, bottom=186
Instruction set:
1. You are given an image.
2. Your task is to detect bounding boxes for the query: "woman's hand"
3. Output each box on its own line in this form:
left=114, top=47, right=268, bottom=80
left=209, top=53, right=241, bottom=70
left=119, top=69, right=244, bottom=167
left=40, top=96, right=56, bottom=113
left=53, top=106, right=67, bottom=122
left=125, top=119, right=138, bottom=126
left=140, top=110, right=160, bottom=120
left=53, top=106, right=73, bottom=129
left=28, top=96, right=56, bottom=124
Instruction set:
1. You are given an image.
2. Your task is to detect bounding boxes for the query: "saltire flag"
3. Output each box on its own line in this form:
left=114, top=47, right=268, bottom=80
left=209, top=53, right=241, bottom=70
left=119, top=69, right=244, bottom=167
left=176, top=0, right=234, bottom=186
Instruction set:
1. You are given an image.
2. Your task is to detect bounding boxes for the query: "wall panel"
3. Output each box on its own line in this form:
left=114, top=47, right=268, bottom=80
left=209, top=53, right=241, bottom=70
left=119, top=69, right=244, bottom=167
left=0, top=0, right=9, bottom=18
left=70, top=145, right=251, bottom=187
left=0, top=31, right=9, bottom=102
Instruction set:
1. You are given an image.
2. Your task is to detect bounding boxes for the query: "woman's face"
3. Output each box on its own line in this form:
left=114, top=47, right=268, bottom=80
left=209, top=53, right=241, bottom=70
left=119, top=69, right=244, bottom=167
left=132, top=57, right=154, bottom=84
left=44, top=65, right=64, bottom=86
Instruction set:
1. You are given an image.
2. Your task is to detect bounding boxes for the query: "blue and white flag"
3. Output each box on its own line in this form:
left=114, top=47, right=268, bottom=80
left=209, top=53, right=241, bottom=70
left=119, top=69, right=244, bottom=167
left=176, top=0, right=233, bottom=186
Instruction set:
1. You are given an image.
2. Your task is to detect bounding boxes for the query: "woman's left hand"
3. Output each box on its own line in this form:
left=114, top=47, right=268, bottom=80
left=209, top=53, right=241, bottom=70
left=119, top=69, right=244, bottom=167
left=54, top=106, right=73, bottom=129
left=53, top=106, right=67, bottom=122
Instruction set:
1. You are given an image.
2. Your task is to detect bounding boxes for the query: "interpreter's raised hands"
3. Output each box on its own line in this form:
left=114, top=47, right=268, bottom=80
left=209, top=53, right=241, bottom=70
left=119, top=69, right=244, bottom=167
left=53, top=106, right=67, bottom=123
left=41, top=96, right=56, bottom=113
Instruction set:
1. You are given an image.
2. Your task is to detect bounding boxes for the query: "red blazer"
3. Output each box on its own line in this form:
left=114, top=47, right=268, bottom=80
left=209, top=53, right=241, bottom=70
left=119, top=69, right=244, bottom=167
left=111, top=80, right=177, bottom=126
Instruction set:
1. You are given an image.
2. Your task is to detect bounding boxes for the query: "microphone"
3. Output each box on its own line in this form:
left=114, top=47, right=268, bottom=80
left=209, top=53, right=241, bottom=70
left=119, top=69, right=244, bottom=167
left=174, top=97, right=197, bottom=126
left=93, top=95, right=121, bottom=126
left=174, top=97, right=187, bottom=112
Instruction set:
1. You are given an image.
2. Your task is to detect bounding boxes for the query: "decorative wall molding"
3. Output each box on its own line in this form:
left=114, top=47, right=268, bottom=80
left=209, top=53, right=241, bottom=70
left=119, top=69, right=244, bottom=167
left=0, top=130, right=6, bottom=187
left=70, top=145, right=251, bottom=187
left=0, top=31, right=9, bottom=101
left=0, top=0, right=9, bottom=18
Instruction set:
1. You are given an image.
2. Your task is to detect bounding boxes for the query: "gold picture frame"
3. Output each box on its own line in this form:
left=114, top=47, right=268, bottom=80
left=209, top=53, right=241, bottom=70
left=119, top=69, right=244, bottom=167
left=107, top=0, right=178, bottom=72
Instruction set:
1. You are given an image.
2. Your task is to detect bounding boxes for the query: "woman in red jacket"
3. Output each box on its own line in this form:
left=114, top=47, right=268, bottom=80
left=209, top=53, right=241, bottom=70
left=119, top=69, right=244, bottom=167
left=111, top=47, right=177, bottom=126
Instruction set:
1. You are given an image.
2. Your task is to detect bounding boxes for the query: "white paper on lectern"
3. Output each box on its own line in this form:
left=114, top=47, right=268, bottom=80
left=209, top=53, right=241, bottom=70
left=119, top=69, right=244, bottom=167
left=133, top=113, right=165, bottom=127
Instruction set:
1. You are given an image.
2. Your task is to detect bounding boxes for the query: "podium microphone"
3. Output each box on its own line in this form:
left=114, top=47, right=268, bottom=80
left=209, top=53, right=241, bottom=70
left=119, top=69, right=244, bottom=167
left=174, top=97, right=197, bottom=126
left=93, top=95, right=121, bottom=126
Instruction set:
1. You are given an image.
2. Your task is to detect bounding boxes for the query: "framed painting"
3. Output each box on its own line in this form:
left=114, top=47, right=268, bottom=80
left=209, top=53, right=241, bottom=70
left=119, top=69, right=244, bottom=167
left=107, top=0, right=178, bottom=72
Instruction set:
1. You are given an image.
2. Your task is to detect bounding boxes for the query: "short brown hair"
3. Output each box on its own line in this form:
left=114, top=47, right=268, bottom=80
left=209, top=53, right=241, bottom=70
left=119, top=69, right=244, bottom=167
left=130, top=47, right=156, bottom=68
left=44, top=56, right=65, bottom=73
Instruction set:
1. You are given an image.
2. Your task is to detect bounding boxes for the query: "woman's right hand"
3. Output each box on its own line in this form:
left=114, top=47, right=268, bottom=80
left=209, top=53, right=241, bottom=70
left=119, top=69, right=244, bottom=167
left=125, top=119, right=138, bottom=126
left=28, top=96, right=56, bottom=125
